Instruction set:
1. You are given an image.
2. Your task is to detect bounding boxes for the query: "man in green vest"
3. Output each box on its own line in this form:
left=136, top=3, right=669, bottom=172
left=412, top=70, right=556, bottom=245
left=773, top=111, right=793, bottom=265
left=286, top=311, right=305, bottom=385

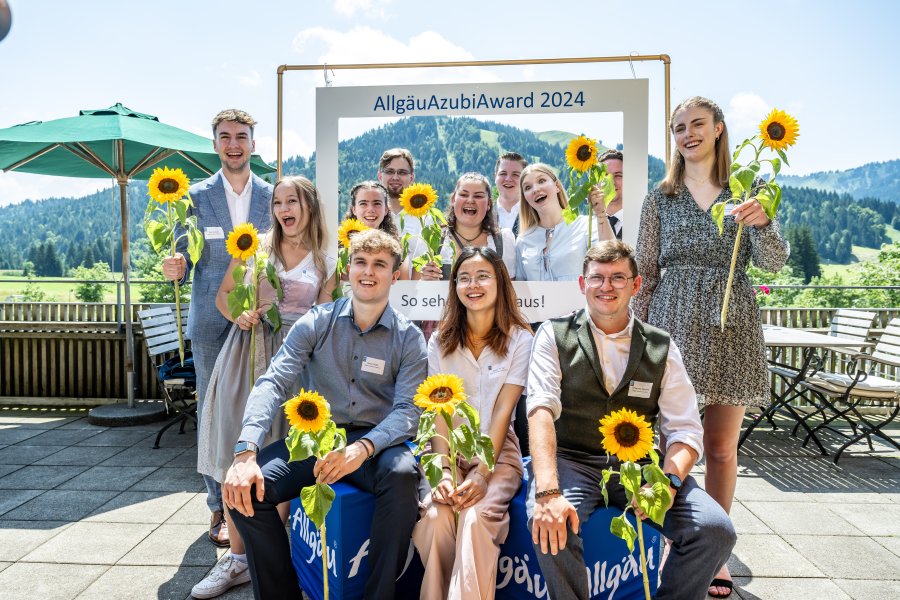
left=526, top=240, right=736, bottom=600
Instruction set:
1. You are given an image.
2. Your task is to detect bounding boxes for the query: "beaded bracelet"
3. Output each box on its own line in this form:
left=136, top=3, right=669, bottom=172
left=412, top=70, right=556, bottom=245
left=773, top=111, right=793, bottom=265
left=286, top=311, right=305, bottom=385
left=535, top=488, right=562, bottom=499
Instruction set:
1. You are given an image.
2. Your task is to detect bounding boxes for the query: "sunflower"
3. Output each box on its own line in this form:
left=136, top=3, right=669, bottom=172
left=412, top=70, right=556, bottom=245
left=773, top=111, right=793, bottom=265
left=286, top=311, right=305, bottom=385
left=565, top=135, right=598, bottom=172
left=599, top=408, right=654, bottom=463
left=337, top=218, right=370, bottom=248
left=414, top=373, right=467, bottom=415
left=283, top=389, right=331, bottom=433
left=226, top=223, right=260, bottom=261
left=147, top=167, right=190, bottom=204
left=758, top=109, right=799, bottom=151
left=398, top=183, right=438, bottom=219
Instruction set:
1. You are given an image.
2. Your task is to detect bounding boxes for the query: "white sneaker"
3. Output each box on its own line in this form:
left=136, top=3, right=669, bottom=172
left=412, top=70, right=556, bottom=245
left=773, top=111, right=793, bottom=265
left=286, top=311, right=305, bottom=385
left=191, top=554, right=251, bottom=599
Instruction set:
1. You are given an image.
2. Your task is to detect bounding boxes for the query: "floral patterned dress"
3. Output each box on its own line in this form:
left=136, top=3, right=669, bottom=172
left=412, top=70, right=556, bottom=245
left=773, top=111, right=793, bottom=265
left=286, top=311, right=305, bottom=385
left=633, top=185, right=789, bottom=407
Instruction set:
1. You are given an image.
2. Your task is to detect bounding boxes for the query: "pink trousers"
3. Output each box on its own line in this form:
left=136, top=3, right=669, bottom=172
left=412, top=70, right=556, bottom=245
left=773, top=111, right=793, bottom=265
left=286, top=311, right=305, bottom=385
left=413, top=428, right=524, bottom=600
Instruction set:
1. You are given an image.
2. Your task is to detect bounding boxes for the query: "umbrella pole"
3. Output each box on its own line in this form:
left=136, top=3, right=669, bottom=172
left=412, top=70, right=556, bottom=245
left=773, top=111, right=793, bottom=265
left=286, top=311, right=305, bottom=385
left=117, top=176, right=136, bottom=408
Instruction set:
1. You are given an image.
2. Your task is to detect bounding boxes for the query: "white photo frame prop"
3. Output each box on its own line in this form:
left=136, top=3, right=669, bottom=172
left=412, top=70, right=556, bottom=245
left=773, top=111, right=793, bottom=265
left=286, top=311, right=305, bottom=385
left=316, top=79, right=649, bottom=321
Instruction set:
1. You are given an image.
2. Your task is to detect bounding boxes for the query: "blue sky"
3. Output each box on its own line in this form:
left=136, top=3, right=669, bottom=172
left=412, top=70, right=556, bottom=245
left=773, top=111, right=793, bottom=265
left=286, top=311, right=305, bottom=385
left=0, top=0, right=897, bottom=205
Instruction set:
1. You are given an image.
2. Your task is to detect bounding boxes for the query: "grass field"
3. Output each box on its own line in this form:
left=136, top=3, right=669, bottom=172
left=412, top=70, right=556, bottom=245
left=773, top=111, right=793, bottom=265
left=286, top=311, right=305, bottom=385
left=0, top=276, right=119, bottom=302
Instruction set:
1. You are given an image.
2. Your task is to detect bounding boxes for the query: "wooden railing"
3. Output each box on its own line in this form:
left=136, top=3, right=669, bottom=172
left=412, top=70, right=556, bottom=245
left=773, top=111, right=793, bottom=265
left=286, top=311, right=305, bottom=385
left=1, top=304, right=897, bottom=405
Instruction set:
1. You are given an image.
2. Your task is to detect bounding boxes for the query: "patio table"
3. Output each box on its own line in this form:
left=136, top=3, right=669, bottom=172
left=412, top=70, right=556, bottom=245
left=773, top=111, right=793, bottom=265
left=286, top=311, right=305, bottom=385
left=738, top=325, right=874, bottom=454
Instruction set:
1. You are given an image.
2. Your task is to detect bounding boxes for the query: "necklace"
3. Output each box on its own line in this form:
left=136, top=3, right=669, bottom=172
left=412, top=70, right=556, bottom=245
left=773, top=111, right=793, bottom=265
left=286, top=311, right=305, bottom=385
left=284, top=236, right=305, bottom=250
left=455, top=229, right=484, bottom=244
left=684, top=173, right=712, bottom=185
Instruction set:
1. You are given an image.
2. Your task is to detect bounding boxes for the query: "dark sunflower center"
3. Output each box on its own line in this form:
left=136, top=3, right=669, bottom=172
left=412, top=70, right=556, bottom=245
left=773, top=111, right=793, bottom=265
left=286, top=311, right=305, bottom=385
left=159, top=178, right=180, bottom=194
left=766, top=122, right=786, bottom=141
left=410, top=194, right=429, bottom=209
left=613, top=422, right=640, bottom=447
left=576, top=145, right=593, bottom=161
left=298, top=400, right=319, bottom=421
left=429, top=387, right=453, bottom=403
left=236, top=233, right=254, bottom=251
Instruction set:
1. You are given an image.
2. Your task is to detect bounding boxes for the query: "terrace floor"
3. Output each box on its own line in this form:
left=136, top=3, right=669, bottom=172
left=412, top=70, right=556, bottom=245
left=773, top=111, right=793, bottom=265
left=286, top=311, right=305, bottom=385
left=0, top=406, right=898, bottom=599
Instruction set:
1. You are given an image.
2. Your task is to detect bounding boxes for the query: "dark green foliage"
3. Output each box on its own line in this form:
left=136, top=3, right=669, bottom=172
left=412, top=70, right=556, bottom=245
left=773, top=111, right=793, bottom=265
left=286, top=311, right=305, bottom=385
left=785, top=226, right=822, bottom=283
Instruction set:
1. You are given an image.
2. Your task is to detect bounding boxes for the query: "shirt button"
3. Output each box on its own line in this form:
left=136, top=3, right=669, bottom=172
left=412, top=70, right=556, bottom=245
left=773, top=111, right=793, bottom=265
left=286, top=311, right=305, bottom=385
left=354, top=356, right=358, bottom=360
left=351, top=378, right=356, bottom=383
left=351, top=401, right=356, bottom=406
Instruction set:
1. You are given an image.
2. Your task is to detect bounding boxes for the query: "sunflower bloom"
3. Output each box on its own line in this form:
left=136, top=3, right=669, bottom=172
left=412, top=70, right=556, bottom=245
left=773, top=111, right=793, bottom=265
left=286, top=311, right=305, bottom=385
left=415, top=373, right=467, bottom=415
left=283, top=389, right=331, bottom=433
left=599, top=408, right=654, bottom=463
left=759, top=109, right=799, bottom=151
left=147, top=167, right=190, bottom=204
left=565, top=135, right=598, bottom=172
left=226, top=223, right=260, bottom=261
left=399, top=183, right=439, bottom=218
left=337, top=218, right=370, bottom=248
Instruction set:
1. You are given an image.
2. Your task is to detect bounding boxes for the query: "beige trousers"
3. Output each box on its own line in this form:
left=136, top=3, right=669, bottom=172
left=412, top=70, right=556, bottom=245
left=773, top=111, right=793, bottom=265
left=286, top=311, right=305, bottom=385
left=413, top=428, right=524, bottom=600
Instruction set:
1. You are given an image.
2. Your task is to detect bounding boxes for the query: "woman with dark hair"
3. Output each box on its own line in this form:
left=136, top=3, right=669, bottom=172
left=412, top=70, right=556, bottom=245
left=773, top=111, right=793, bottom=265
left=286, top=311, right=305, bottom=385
left=413, top=247, right=532, bottom=600
left=415, top=172, right=517, bottom=281
left=194, top=176, right=336, bottom=599
left=634, top=96, right=789, bottom=598
left=342, top=180, right=410, bottom=279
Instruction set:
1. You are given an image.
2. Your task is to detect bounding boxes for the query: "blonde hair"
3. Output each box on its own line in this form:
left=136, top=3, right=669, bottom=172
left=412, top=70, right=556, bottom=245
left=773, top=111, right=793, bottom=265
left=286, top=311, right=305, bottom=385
left=659, top=96, right=730, bottom=196
left=518, top=164, right=568, bottom=232
left=349, top=229, right=403, bottom=271
left=267, top=177, right=328, bottom=278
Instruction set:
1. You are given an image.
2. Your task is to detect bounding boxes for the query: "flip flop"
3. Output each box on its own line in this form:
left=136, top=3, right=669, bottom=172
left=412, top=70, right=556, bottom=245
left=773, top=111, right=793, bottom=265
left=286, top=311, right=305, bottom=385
left=708, top=578, right=734, bottom=598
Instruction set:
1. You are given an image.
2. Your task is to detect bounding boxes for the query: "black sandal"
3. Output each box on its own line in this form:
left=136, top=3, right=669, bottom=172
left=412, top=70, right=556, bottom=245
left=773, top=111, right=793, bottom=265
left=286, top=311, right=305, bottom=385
left=708, top=578, right=734, bottom=598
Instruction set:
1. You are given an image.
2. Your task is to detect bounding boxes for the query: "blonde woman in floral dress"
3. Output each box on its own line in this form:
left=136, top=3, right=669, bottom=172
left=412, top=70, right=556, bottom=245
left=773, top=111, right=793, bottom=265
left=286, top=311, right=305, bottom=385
left=634, top=96, right=789, bottom=599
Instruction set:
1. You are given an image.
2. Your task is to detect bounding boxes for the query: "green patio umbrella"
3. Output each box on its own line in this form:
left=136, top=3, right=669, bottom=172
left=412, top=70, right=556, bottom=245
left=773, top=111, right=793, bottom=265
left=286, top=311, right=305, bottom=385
left=0, top=103, right=276, bottom=408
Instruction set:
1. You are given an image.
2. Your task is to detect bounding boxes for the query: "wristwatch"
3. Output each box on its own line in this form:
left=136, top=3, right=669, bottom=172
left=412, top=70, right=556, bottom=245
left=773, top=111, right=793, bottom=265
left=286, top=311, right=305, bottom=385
left=664, top=472, right=683, bottom=493
left=233, top=441, right=259, bottom=457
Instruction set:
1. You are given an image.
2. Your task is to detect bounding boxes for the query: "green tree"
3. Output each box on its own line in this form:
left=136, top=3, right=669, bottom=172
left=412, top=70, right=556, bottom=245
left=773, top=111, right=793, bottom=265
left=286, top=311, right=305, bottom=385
left=133, top=241, right=191, bottom=303
left=70, top=262, right=112, bottom=303
left=785, top=226, right=822, bottom=283
left=851, top=243, right=900, bottom=308
left=20, top=276, right=50, bottom=301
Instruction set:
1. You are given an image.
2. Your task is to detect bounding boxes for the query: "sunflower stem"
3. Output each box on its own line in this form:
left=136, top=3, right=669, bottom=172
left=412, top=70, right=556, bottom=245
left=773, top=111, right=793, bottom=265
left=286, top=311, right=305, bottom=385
left=167, top=202, right=185, bottom=366
left=249, top=258, right=258, bottom=388
left=720, top=221, right=744, bottom=331
left=321, top=523, right=329, bottom=599
left=636, top=516, right=652, bottom=600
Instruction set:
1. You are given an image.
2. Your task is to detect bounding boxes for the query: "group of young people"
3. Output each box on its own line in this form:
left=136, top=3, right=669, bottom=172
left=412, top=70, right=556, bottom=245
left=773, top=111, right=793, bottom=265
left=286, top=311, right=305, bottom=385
left=164, top=95, right=788, bottom=600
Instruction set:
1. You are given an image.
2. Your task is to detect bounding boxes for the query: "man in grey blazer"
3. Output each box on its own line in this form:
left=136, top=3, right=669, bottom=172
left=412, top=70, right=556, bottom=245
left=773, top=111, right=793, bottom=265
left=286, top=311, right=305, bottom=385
left=162, top=108, right=272, bottom=547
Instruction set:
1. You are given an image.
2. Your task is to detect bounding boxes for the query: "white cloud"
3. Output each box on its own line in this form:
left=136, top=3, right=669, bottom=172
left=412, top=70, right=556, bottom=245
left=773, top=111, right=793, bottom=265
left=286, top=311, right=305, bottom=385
left=726, top=92, right=771, bottom=142
left=254, top=129, right=313, bottom=165
left=0, top=173, right=113, bottom=206
left=332, top=0, right=392, bottom=19
left=238, top=70, right=263, bottom=88
left=291, top=26, right=499, bottom=87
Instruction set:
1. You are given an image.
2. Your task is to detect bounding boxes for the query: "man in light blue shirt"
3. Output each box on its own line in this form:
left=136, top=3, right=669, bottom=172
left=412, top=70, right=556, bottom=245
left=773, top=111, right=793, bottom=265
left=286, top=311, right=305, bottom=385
left=224, top=229, right=428, bottom=600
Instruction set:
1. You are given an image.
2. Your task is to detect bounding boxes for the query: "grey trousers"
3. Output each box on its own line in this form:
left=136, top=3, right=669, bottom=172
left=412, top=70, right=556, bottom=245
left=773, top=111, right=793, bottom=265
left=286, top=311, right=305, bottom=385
left=193, top=330, right=228, bottom=514
left=526, top=451, right=736, bottom=600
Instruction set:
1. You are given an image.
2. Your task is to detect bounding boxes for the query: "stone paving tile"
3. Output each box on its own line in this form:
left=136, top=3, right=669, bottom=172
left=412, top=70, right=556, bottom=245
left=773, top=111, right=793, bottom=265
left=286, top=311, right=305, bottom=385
left=0, top=444, right=68, bottom=465
left=57, top=465, right=158, bottom=492
left=1, top=489, right=120, bottom=522
left=0, top=488, right=44, bottom=517
left=741, top=501, right=865, bottom=536
left=119, top=523, right=219, bottom=567
left=826, top=502, right=900, bottom=536
left=0, top=562, right=9, bottom=573
left=164, top=447, right=198, bottom=468
left=16, top=428, right=99, bottom=446
left=873, top=535, right=900, bottom=558
left=727, top=534, right=823, bottom=578
left=34, top=445, right=125, bottom=466
left=219, top=582, right=256, bottom=599
left=733, top=576, right=851, bottom=599
left=127, top=467, right=205, bottom=493
left=787, top=534, right=900, bottom=579
left=85, top=491, right=194, bottom=524
left=0, top=414, right=80, bottom=429
left=99, top=444, right=187, bottom=467
left=728, top=502, right=773, bottom=535
left=0, top=464, right=20, bottom=478
left=165, top=493, right=213, bottom=525
left=0, top=521, right=72, bottom=561
left=21, top=521, right=155, bottom=565
left=0, top=428, right=43, bottom=445
left=73, top=429, right=153, bottom=447
left=0, top=562, right=109, bottom=599
left=74, top=564, right=210, bottom=600
left=0, top=464, right=89, bottom=490
left=834, top=578, right=900, bottom=599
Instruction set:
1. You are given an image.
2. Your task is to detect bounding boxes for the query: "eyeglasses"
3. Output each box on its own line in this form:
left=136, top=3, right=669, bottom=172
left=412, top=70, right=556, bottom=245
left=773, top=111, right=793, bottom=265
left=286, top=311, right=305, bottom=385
left=584, top=274, right=635, bottom=289
left=381, top=168, right=412, bottom=177
left=455, top=273, right=495, bottom=287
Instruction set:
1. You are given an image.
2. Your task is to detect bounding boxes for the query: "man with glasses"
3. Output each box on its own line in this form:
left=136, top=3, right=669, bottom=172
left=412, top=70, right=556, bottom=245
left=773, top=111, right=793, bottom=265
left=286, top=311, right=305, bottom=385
left=590, top=149, right=625, bottom=240
left=494, top=151, right=528, bottom=236
left=525, top=240, right=735, bottom=600
left=377, top=148, right=417, bottom=231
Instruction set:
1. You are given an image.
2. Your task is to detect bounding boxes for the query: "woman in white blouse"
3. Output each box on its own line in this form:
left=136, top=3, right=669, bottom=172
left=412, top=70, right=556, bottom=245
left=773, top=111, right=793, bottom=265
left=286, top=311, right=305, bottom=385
left=413, top=247, right=533, bottom=600
left=515, top=163, right=598, bottom=281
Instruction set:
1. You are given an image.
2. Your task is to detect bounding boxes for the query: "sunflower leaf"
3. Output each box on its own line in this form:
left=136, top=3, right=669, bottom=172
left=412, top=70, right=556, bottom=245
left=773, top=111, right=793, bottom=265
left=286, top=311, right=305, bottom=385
left=475, top=432, right=495, bottom=470
left=456, top=401, right=481, bottom=432
left=300, top=482, right=335, bottom=530
left=648, top=448, right=660, bottom=466
left=619, top=460, right=643, bottom=501
left=227, top=288, right=248, bottom=320
left=144, top=220, right=169, bottom=254
left=285, top=427, right=315, bottom=462
left=769, top=157, right=782, bottom=178
left=600, top=469, right=613, bottom=507
left=451, top=424, right=477, bottom=460
left=174, top=199, right=188, bottom=224
left=316, top=421, right=337, bottom=456
left=414, top=410, right=437, bottom=453
left=333, top=427, right=347, bottom=452
left=610, top=514, right=637, bottom=552
left=710, top=202, right=727, bottom=235
left=266, top=304, right=282, bottom=334
left=561, top=207, right=579, bottom=225
left=265, top=261, right=283, bottom=302
left=733, top=167, right=756, bottom=194
left=232, top=264, right=246, bottom=287
left=636, top=482, right=672, bottom=526
left=430, top=207, right=448, bottom=226
left=776, top=147, right=790, bottom=167
left=187, top=226, right=204, bottom=265
left=400, top=233, right=411, bottom=263
left=420, top=453, right=444, bottom=489
left=642, top=463, right=668, bottom=487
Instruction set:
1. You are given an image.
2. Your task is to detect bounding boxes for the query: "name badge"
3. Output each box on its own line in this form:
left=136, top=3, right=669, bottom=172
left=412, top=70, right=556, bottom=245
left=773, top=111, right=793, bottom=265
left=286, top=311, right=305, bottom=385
left=628, top=381, right=653, bottom=399
left=205, top=226, right=225, bottom=239
left=299, top=269, right=319, bottom=286
left=723, top=203, right=737, bottom=217
left=361, top=357, right=386, bottom=375
left=488, top=365, right=509, bottom=379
